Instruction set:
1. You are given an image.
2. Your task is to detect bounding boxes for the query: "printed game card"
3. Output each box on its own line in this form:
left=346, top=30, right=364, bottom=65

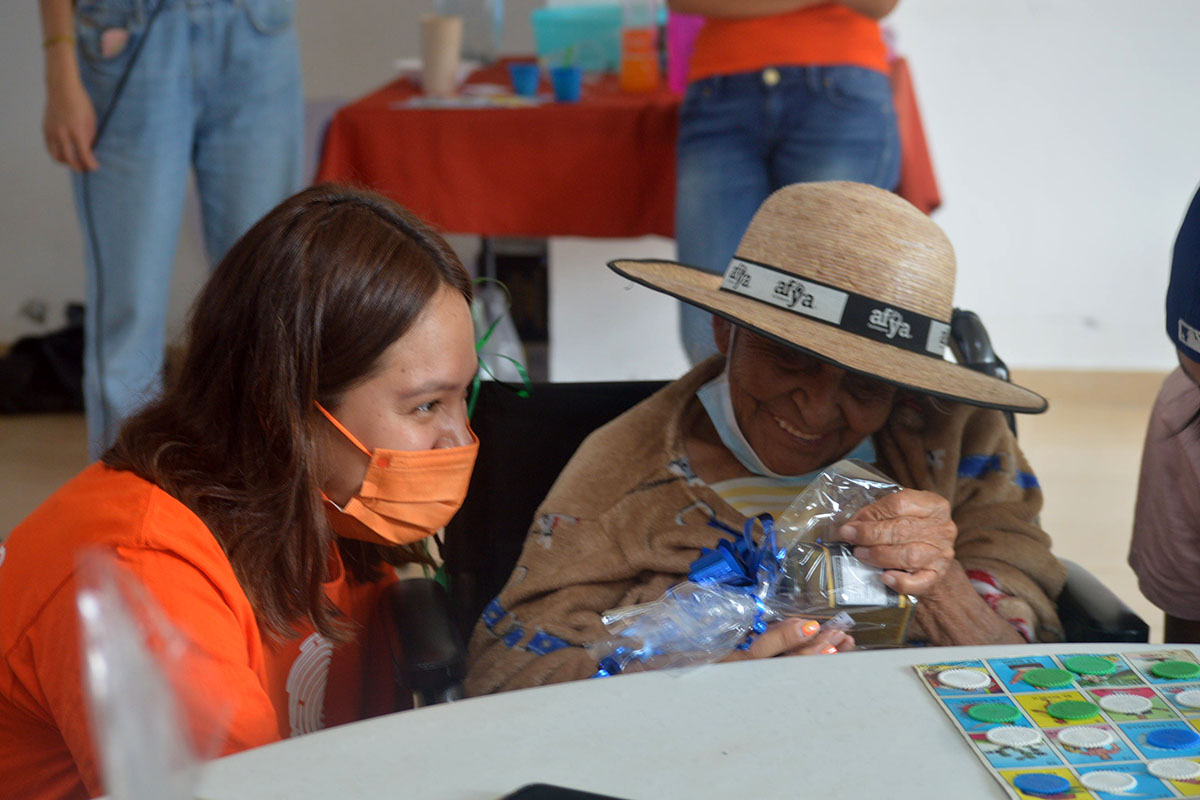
left=915, top=650, right=1200, bottom=799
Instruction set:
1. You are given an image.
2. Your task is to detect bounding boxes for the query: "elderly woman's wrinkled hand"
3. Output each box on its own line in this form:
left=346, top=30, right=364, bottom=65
left=839, top=489, right=958, bottom=599
left=721, top=619, right=855, bottom=662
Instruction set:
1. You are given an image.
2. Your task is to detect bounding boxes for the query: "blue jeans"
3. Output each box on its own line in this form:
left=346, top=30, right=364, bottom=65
left=72, top=0, right=302, bottom=457
left=675, top=65, right=900, bottom=363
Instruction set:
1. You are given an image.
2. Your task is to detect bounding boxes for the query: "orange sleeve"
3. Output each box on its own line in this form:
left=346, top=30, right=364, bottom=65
left=112, top=547, right=283, bottom=757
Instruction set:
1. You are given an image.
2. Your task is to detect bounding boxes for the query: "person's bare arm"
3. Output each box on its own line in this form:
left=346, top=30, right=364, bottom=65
left=666, top=0, right=898, bottom=20
left=723, top=618, right=855, bottom=660
left=39, top=0, right=99, bottom=172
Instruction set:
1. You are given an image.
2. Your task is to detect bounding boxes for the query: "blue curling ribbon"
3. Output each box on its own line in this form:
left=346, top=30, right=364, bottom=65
left=591, top=656, right=623, bottom=678
left=736, top=595, right=772, bottom=651
left=688, top=537, right=756, bottom=587
left=592, top=515, right=785, bottom=675
left=691, top=514, right=782, bottom=589
left=591, top=646, right=639, bottom=678
left=689, top=514, right=783, bottom=651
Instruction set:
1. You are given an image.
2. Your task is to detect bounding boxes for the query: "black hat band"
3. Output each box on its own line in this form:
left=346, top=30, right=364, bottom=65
left=719, top=256, right=951, bottom=359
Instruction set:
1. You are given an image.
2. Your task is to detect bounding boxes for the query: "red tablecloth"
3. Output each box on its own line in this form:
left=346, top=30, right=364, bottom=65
left=316, top=59, right=939, bottom=238
left=317, top=61, right=679, bottom=237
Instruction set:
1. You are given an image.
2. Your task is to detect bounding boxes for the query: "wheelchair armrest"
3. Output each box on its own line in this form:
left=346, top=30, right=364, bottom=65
left=1057, top=558, right=1150, bottom=643
left=384, top=578, right=467, bottom=706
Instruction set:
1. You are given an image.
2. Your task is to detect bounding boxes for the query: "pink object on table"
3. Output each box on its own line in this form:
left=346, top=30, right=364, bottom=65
left=666, top=12, right=704, bottom=95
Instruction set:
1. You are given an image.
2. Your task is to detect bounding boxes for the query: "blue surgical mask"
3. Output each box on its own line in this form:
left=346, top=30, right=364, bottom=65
left=695, top=331, right=875, bottom=483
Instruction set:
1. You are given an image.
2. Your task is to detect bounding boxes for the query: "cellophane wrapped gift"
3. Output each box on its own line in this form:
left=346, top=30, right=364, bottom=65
left=587, top=460, right=916, bottom=675
left=767, top=459, right=916, bottom=647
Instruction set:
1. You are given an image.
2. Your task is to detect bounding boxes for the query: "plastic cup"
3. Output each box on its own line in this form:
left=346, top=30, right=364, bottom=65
left=507, top=62, right=541, bottom=98
left=420, top=15, right=463, bottom=97
left=550, top=65, right=583, bottom=103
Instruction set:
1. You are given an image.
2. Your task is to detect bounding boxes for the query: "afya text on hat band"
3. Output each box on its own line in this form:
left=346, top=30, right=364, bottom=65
left=720, top=256, right=952, bottom=359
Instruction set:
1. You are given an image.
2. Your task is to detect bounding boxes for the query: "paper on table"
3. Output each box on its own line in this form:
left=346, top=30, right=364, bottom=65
left=392, top=94, right=545, bottom=109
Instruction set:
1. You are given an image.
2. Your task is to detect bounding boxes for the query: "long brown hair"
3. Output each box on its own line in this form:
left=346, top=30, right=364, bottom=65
left=105, top=185, right=473, bottom=641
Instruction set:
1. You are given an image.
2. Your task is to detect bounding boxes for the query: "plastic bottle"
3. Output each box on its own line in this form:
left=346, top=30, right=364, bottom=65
left=619, top=0, right=661, bottom=93
left=435, top=0, right=504, bottom=64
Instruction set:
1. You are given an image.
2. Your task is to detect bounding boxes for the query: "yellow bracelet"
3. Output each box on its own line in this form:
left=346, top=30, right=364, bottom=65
left=43, top=34, right=76, bottom=50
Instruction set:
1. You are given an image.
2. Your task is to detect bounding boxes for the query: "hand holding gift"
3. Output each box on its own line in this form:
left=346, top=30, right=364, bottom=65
left=588, top=460, right=905, bottom=676
left=840, top=489, right=958, bottom=599
left=722, top=618, right=855, bottom=662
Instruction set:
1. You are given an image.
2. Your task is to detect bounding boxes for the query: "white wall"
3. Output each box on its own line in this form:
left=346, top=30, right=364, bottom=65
left=2, top=0, right=1198, bottom=371
left=888, top=0, right=1200, bottom=370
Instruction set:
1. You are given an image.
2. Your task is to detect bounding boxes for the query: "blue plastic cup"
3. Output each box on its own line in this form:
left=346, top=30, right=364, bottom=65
left=508, top=62, right=541, bottom=97
left=550, top=65, right=583, bottom=103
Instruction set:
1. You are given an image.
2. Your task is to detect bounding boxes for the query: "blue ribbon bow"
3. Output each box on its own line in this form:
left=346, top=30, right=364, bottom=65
left=688, top=514, right=784, bottom=649
left=690, top=513, right=782, bottom=590
left=591, top=514, right=787, bottom=677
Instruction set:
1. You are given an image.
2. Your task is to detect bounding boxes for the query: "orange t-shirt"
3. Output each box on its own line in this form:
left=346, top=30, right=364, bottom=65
left=687, top=3, right=888, bottom=83
left=0, top=464, right=397, bottom=800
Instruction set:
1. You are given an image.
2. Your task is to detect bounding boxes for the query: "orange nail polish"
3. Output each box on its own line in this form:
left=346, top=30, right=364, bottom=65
left=801, top=620, right=820, bottom=636
left=822, top=645, right=838, bottom=655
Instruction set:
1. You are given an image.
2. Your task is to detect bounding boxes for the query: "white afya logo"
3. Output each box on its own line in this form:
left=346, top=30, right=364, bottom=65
left=724, top=261, right=751, bottom=290
left=773, top=279, right=814, bottom=309
left=867, top=307, right=912, bottom=340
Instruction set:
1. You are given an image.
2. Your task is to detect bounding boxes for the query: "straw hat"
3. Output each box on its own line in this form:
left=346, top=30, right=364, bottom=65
left=610, top=181, right=1046, bottom=413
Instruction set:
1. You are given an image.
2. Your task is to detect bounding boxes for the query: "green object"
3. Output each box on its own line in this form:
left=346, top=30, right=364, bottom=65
left=469, top=277, right=533, bottom=419
left=1062, top=655, right=1117, bottom=676
left=1046, top=700, right=1100, bottom=721
left=1023, top=668, right=1075, bottom=688
left=432, top=562, right=450, bottom=590
left=967, top=702, right=1020, bottom=724
left=1151, top=660, right=1200, bottom=680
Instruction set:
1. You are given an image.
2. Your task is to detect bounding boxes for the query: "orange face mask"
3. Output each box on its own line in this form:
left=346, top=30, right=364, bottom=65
left=317, top=403, right=478, bottom=546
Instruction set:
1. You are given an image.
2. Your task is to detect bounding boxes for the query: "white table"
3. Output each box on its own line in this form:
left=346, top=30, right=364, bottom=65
left=195, top=643, right=1199, bottom=800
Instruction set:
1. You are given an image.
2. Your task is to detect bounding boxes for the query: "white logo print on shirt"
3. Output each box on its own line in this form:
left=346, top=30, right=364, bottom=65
left=286, top=633, right=333, bottom=736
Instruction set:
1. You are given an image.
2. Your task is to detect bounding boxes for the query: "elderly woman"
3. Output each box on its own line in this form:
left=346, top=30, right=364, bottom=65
left=467, top=182, right=1064, bottom=695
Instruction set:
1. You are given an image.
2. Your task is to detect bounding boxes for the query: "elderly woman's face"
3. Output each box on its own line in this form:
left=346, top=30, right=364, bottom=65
left=720, top=325, right=897, bottom=476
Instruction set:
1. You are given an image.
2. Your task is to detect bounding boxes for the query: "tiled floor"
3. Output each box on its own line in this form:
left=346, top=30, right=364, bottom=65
left=0, top=369, right=1170, bottom=641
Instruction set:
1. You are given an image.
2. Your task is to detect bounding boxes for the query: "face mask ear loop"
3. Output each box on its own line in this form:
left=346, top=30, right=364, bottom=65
left=724, top=325, right=738, bottom=378
left=314, top=402, right=373, bottom=458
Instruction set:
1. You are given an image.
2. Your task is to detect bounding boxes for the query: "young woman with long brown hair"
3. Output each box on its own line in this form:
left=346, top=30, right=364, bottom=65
left=0, top=185, right=480, bottom=799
